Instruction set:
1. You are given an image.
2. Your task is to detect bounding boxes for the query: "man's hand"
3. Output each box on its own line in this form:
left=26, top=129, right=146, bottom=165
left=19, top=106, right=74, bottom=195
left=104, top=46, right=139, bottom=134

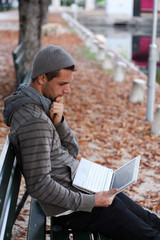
left=95, top=188, right=118, bottom=207
left=49, top=96, right=64, bottom=125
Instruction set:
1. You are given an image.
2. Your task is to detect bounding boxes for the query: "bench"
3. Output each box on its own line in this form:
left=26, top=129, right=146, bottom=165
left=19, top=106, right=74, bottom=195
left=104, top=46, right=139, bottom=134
left=0, top=138, right=110, bottom=240
left=0, top=1, right=12, bottom=11
left=12, top=42, right=31, bottom=88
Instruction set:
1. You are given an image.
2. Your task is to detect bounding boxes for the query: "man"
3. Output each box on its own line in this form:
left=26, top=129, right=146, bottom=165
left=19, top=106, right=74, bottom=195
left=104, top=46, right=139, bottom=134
left=3, top=45, right=160, bottom=239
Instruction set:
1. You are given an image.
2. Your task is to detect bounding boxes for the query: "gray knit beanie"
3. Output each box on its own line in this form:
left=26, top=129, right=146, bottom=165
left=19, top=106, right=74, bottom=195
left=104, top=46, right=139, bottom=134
left=31, top=45, right=75, bottom=79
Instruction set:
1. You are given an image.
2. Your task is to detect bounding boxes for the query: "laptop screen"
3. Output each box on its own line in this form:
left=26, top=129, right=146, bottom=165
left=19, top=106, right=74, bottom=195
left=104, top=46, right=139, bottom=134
left=111, top=156, right=140, bottom=191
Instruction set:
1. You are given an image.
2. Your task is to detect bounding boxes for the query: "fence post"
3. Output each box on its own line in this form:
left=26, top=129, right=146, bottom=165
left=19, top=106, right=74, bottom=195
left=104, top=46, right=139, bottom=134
left=129, top=79, right=146, bottom=103
left=113, top=61, right=126, bottom=82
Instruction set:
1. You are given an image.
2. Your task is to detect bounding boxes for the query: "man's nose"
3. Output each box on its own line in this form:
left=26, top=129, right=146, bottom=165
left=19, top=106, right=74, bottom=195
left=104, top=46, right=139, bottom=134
left=64, top=85, right=71, bottom=94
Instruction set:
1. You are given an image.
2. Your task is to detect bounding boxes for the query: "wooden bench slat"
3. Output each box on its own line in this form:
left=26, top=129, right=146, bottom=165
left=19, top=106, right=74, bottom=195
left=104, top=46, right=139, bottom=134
left=3, top=163, right=21, bottom=240
left=12, top=42, right=24, bottom=59
left=0, top=136, right=9, bottom=172
left=0, top=157, right=21, bottom=240
left=15, top=51, right=25, bottom=67
left=12, top=42, right=31, bottom=88
left=23, top=70, right=31, bottom=84
left=27, top=198, right=46, bottom=240
left=0, top=143, right=17, bottom=217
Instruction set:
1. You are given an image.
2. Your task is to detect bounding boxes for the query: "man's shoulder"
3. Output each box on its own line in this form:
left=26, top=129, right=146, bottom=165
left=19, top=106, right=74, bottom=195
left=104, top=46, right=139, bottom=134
left=17, top=102, right=52, bottom=125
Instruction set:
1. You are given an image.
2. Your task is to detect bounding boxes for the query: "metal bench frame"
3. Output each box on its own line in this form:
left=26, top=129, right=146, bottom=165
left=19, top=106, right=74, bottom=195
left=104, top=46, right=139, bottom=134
left=12, top=42, right=31, bottom=88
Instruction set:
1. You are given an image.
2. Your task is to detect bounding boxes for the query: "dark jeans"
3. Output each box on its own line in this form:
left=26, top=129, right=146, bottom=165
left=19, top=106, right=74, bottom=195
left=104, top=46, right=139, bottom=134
left=53, top=193, right=160, bottom=240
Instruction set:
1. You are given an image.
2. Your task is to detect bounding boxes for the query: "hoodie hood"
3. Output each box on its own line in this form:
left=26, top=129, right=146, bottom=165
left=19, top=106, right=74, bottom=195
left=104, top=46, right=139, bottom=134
left=3, top=94, right=36, bottom=127
left=3, top=83, right=52, bottom=127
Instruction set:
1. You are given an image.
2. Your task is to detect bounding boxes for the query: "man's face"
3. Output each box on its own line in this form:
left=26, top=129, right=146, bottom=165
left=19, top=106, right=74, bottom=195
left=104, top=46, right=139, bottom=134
left=42, top=69, right=73, bottom=101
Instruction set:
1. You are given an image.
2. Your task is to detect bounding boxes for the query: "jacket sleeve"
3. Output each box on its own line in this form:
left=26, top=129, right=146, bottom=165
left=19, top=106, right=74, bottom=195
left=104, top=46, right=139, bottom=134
left=18, top=117, right=95, bottom=213
left=55, top=117, right=79, bottom=158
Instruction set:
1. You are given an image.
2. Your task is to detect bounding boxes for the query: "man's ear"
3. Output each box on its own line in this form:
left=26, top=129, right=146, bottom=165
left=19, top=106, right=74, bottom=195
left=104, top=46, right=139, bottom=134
left=37, top=74, right=47, bottom=85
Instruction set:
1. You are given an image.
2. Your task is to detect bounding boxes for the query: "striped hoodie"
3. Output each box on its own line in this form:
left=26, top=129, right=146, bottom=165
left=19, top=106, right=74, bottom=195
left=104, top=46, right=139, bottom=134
left=3, top=93, right=95, bottom=216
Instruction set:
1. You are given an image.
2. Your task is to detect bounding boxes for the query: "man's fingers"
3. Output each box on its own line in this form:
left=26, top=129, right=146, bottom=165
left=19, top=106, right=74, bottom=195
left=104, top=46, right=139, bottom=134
left=50, top=102, right=64, bottom=112
left=109, top=188, right=119, bottom=195
left=55, top=96, right=63, bottom=103
left=108, top=188, right=119, bottom=198
left=49, top=100, right=64, bottom=125
left=107, top=189, right=118, bottom=203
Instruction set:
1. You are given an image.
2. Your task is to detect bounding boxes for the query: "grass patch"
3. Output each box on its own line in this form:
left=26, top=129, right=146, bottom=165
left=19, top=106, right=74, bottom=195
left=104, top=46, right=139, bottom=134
left=96, top=0, right=106, bottom=7
left=76, top=45, right=97, bottom=61
left=76, top=45, right=114, bottom=77
left=82, top=48, right=97, bottom=60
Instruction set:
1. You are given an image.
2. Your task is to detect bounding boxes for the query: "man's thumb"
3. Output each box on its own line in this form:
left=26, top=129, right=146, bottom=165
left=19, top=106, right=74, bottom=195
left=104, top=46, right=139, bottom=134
left=55, top=96, right=63, bottom=103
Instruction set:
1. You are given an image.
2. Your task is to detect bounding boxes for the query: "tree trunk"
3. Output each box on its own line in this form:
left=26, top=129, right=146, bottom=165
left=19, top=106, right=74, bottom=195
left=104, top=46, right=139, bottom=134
left=18, top=0, right=49, bottom=70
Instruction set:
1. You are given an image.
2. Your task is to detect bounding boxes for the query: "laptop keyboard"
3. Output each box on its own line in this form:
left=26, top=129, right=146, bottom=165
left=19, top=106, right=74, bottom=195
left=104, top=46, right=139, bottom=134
left=82, top=162, right=109, bottom=193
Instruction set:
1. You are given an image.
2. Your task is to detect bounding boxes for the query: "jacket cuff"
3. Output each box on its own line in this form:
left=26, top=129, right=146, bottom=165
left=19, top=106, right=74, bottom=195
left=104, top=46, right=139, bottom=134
left=77, top=193, right=95, bottom=212
left=55, top=117, right=70, bottom=135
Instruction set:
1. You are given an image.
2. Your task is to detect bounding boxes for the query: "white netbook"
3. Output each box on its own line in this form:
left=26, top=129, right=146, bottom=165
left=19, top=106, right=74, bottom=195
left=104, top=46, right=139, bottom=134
left=73, top=155, right=141, bottom=194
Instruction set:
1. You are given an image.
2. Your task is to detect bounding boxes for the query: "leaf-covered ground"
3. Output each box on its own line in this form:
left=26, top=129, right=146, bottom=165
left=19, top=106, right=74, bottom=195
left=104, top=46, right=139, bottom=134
left=0, top=9, right=160, bottom=239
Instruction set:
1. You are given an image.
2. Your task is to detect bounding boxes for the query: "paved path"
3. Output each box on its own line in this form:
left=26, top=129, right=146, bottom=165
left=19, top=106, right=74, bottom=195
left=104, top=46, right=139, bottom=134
left=0, top=9, right=19, bottom=30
